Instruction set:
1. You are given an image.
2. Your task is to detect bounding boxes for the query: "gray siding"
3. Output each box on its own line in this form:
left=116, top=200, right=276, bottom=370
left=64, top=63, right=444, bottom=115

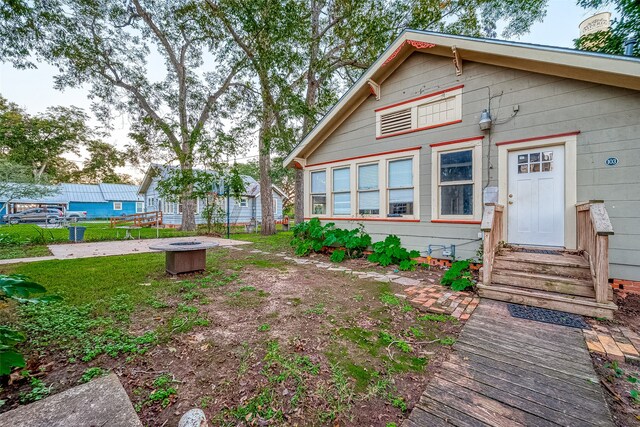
left=306, top=53, right=640, bottom=280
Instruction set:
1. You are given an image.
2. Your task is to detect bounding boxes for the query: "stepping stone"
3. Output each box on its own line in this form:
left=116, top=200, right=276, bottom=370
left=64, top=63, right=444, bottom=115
left=392, top=277, right=421, bottom=287
left=0, top=373, right=141, bottom=427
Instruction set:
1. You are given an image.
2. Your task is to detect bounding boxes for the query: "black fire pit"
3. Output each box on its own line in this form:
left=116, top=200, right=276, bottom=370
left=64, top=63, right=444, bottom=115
left=149, top=241, right=218, bottom=275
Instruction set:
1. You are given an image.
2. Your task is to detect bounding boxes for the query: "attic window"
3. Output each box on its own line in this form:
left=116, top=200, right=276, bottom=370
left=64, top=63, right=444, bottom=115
left=380, top=109, right=412, bottom=136
left=375, top=85, right=463, bottom=139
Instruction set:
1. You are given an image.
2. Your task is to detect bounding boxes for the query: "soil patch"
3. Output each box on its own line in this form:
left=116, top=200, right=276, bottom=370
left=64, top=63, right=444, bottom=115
left=615, top=292, right=640, bottom=335
left=591, top=353, right=640, bottom=426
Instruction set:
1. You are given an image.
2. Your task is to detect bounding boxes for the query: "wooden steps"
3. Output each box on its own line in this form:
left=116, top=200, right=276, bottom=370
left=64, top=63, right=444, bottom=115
left=480, top=248, right=617, bottom=319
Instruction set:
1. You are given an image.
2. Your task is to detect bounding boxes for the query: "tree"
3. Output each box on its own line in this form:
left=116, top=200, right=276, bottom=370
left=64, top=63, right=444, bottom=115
left=76, top=140, right=132, bottom=184
left=210, top=0, right=306, bottom=235
left=5, top=0, right=249, bottom=231
left=575, top=0, right=639, bottom=56
left=0, top=160, right=56, bottom=215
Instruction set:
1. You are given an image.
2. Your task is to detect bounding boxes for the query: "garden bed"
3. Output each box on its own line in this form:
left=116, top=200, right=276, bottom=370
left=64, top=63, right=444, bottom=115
left=0, top=242, right=460, bottom=426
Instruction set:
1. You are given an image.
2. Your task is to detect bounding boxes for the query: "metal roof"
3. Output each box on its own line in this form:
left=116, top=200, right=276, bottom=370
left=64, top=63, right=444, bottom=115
left=0, top=182, right=141, bottom=204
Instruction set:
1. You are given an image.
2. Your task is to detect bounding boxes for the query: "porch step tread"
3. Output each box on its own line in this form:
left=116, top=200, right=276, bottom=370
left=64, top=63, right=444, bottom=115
left=497, top=250, right=589, bottom=267
left=491, top=270, right=596, bottom=298
left=477, top=283, right=617, bottom=319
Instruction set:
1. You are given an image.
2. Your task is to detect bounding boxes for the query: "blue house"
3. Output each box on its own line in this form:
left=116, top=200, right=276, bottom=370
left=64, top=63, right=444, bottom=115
left=0, top=183, right=143, bottom=220
left=138, top=164, right=287, bottom=226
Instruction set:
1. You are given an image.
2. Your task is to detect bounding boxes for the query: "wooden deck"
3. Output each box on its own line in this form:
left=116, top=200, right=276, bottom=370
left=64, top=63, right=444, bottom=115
left=404, top=299, right=614, bottom=427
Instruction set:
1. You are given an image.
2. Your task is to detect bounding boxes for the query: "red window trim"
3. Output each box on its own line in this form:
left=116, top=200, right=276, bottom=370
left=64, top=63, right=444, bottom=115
left=429, top=135, right=484, bottom=148
left=374, top=84, right=464, bottom=113
left=305, top=217, right=420, bottom=223
left=495, top=131, right=581, bottom=147
left=431, top=219, right=481, bottom=224
left=376, top=119, right=462, bottom=140
left=305, top=146, right=421, bottom=168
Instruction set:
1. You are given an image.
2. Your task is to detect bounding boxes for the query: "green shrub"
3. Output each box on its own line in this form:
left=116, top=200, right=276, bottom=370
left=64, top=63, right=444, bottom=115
left=440, top=260, right=474, bottom=291
left=291, top=218, right=371, bottom=262
left=367, top=235, right=420, bottom=271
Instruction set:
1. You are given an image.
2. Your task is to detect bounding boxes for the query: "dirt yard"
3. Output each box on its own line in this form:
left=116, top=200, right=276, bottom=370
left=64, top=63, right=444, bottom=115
left=0, top=246, right=459, bottom=426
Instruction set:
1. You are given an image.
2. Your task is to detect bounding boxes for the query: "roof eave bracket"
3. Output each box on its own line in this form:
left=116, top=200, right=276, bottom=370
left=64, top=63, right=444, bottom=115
left=367, top=79, right=381, bottom=101
left=452, top=46, right=463, bottom=76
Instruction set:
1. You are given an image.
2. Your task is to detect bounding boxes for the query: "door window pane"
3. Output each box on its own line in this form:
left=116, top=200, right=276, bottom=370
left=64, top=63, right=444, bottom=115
left=311, top=171, right=326, bottom=193
left=440, top=184, right=473, bottom=216
left=388, top=159, right=412, bottom=188
left=333, top=193, right=351, bottom=215
left=440, top=150, right=472, bottom=182
left=389, top=188, right=413, bottom=215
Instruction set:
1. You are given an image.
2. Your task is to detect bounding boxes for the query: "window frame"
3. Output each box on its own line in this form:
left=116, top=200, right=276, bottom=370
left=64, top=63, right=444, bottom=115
left=136, top=201, right=144, bottom=213
left=113, top=201, right=123, bottom=211
left=309, top=170, right=327, bottom=216
left=237, top=197, right=248, bottom=208
left=331, top=166, right=352, bottom=216
left=431, top=138, right=482, bottom=222
left=386, top=157, right=415, bottom=218
left=304, top=148, right=420, bottom=221
left=375, top=86, right=463, bottom=139
left=357, top=162, right=380, bottom=217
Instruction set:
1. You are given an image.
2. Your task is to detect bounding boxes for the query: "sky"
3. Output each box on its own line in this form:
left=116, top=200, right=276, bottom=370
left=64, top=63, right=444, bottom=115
left=0, top=0, right=607, bottom=181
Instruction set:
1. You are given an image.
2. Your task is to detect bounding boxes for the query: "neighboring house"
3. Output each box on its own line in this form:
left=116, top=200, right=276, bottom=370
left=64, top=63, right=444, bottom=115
left=138, top=164, right=286, bottom=226
left=284, top=30, right=640, bottom=288
left=0, top=183, right=143, bottom=220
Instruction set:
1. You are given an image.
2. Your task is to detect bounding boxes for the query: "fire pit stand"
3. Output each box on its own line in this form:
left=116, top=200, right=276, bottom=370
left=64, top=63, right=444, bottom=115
left=149, top=241, right=218, bottom=275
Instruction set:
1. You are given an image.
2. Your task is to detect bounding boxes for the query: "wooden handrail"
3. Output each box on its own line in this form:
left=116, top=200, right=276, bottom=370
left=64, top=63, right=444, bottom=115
left=109, top=211, right=163, bottom=228
left=576, top=201, right=614, bottom=303
left=481, top=203, right=504, bottom=285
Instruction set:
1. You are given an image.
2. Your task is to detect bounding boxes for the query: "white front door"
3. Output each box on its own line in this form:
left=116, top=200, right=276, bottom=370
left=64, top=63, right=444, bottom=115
left=507, top=145, right=564, bottom=247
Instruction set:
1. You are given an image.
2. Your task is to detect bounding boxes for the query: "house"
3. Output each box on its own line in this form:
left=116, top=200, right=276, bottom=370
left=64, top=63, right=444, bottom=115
left=284, top=30, right=640, bottom=318
left=137, top=164, right=286, bottom=226
left=0, top=183, right=143, bottom=219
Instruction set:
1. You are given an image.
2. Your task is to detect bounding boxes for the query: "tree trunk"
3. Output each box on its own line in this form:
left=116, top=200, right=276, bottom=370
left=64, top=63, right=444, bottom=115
left=180, top=162, right=197, bottom=231
left=294, top=168, right=304, bottom=224
left=259, top=122, right=276, bottom=235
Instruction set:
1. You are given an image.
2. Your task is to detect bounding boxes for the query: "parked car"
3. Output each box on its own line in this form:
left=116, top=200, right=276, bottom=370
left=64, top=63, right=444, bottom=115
left=2, top=208, right=64, bottom=225
left=65, top=210, right=87, bottom=222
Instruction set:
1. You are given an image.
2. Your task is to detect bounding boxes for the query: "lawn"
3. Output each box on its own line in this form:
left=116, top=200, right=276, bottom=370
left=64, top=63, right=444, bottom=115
left=0, top=235, right=458, bottom=426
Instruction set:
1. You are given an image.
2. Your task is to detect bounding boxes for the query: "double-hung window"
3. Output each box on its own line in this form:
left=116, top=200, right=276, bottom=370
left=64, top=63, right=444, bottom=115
left=358, top=164, right=379, bottom=215
left=332, top=167, right=351, bottom=215
left=387, top=159, right=413, bottom=216
left=310, top=170, right=327, bottom=215
left=113, top=202, right=122, bottom=211
left=431, top=137, right=482, bottom=221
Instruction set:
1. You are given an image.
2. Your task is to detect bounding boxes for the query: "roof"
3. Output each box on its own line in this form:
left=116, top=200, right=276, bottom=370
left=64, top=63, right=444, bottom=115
left=0, top=183, right=66, bottom=205
left=139, top=164, right=287, bottom=199
left=284, top=30, right=640, bottom=166
left=0, top=182, right=141, bottom=204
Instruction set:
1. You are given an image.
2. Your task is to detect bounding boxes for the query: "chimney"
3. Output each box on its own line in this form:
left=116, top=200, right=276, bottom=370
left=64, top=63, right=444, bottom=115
left=624, top=36, right=637, bottom=56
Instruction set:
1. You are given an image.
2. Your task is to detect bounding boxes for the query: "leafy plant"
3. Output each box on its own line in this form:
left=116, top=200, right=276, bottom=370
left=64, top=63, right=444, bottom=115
left=258, top=323, right=270, bottom=332
left=367, top=235, right=420, bottom=271
left=0, top=274, right=61, bottom=376
left=80, top=367, right=106, bottom=383
left=440, top=260, right=475, bottom=291
left=630, top=389, right=640, bottom=404
left=291, top=218, right=371, bottom=261
left=19, top=376, right=51, bottom=403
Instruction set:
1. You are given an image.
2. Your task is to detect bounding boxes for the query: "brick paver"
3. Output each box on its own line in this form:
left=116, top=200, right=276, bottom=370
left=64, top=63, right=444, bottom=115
left=404, top=282, right=480, bottom=320
left=583, top=320, right=640, bottom=364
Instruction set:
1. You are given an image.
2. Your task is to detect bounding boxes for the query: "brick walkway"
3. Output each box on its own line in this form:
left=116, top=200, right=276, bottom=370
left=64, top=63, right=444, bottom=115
left=405, top=284, right=480, bottom=321
left=583, top=321, right=640, bottom=364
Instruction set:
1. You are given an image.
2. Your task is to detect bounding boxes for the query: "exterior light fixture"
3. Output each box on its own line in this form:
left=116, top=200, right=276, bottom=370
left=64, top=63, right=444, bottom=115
left=479, top=109, right=492, bottom=131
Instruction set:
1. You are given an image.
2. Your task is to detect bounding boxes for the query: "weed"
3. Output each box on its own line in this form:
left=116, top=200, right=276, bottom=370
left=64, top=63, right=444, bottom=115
left=200, top=395, right=212, bottom=409
left=378, top=331, right=412, bottom=353
left=181, top=291, right=200, bottom=301
left=258, top=323, right=271, bottom=332
left=408, top=326, right=425, bottom=339
left=146, top=374, right=177, bottom=408
left=631, top=389, right=640, bottom=404
left=418, top=313, right=458, bottom=323
left=401, top=303, right=413, bottom=312
left=441, top=260, right=474, bottom=291
left=146, top=298, right=169, bottom=309
left=318, top=363, right=354, bottom=423
left=239, top=286, right=256, bottom=292
left=367, top=235, right=419, bottom=270
left=605, top=361, right=625, bottom=378
left=304, top=303, right=325, bottom=315
left=19, top=377, right=51, bottom=403
left=80, top=367, right=106, bottom=383
left=439, top=336, right=456, bottom=346
left=380, top=292, right=401, bottom=306
left=354, top=295, right=363, bottom=302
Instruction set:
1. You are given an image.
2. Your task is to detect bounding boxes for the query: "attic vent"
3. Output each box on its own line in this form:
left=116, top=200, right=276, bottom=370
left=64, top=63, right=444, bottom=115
left=380, top=108, right=412, bottom=135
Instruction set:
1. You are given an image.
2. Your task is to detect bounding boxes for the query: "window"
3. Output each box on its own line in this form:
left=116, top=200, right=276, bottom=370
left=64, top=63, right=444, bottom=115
left=387, top=159, right=414, bottom=216
left=310, top=171, right=326, bottom=215
left=113, top=202, right=122, bottom=211
left=273, top=198, right=278, bottom=215
left=431, top=138, right=482, bottom=221
left=358, top=164, right=379, bottom=215
left=332, top=167, right=351, bottom=215
left=376, top=86, right=462, bottom=138
left=305, top=148, right=420, bottom=220
left=237, top=197, right=248, bottom=208
left=136, top=201, right=144, bottom=213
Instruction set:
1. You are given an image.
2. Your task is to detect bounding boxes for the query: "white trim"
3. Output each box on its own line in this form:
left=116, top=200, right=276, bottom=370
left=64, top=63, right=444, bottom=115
left=498, top=134, right=578, bottom=249
left=431, top=139, right=482, bottom=221
left=135, top=201, right=144, bottom=213
left=304, top=149, right=420, bottom=220
left=113, top=201, right=123, bottom=211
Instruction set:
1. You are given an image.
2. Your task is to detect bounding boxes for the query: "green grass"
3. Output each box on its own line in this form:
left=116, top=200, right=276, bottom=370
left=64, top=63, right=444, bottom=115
left=0, top=244, right=51, bottom=260
left=234, top=231, right=293, bottom=252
